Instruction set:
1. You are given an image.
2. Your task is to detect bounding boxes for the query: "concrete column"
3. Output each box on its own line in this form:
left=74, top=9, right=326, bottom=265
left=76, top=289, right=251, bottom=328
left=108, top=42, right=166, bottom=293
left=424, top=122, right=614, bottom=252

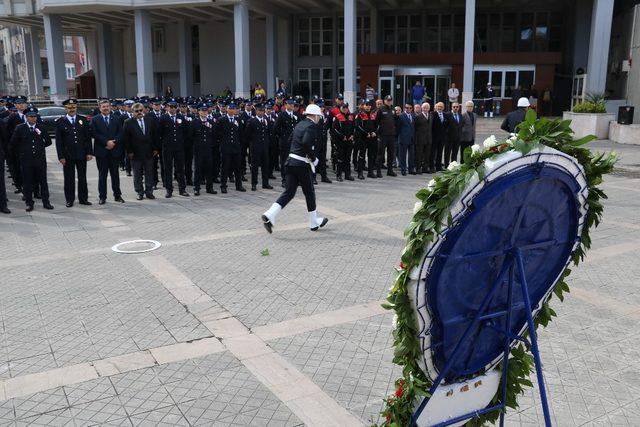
left=369, top=7, right=378, bottom=54
left=462, top=0, right=475, bottom=104
left=343, top=0, right=357, bottom=107
left=43, top=14, right=67, bottom=104
left=266, top=14, right=277, bottom=97
left=233, top=0, right=250, bottom=99
left=586, top=0, right=614, bottom=94
left=134, top=9, right=154, bottom=97
left=96, top=23, right=115, bottom=98
left=24, top=27, right=43, bottom=97
left=177, top=20, right=193, bottom=96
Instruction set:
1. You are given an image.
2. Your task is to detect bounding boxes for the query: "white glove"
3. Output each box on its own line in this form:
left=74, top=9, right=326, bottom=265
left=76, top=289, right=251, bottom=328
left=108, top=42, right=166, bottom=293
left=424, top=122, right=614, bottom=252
left=313, top=158, right=319, bottom=167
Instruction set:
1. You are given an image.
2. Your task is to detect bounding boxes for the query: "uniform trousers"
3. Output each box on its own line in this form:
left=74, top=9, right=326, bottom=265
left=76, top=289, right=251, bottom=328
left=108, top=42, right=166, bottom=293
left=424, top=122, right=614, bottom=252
left=184, top=143, right=194, bottom=185
left=377, top=135, right=396, bottom=172
left=153, top=153, right=163, bottom=187
left=162, top=148, right=186, bottom=193
left=276, top=165, right=316, bottom=211
left=316, top=136, right=329, bottom=179
left=9, top=149, right=22, bottom=188
left=95, top=156, right=122, bottom=200
left=221, top=152, right=243, bottom=190
left=279, top=143, right=290, bottom=182
left=0, top=151, right=7, bottom=208
left=193, top=152, right=214, bottom=191
left=250, top=149, right=270, bottom=187
left=336, top=140, right=354, bottom=177
left=357, top=138, right=377, bottom=174
left=63, top=159, right=88, bottom=203
left=132, top=158, right=154, bottom=196
left=21, top=158, right=49, bottom=206
left=269, top=139, right=279, bottom=175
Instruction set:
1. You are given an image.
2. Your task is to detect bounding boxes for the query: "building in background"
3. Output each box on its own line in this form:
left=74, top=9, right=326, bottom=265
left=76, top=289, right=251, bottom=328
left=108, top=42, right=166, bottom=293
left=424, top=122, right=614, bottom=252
left=0, top=0, right=636, bottom=121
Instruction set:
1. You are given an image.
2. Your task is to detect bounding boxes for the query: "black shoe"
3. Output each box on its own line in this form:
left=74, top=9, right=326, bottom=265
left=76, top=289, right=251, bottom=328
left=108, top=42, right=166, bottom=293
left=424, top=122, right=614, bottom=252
left=357, top=173, right=365, bottom=180
left=180, top=191, right=190, bottom=197
left=262, top=184, right=274, bottom=190
left=213, top=178, right=220, bottom=183
left=236, top=187, right=246, bottom=192
left=153, top=185, right=159, bottom=190
left=409, top=171, right=417, bottom=175
left=146, top=194, right=156, bottom=200
left=401, top=171, right=407, bottom=176
left=194, top=190, right=200, bottom=196
left=126, top=172, right=132, bottom=177
left=66, top=201, right=74, bottom=208
left=14, top=188, right=22, bottom=194
left=79, top=200, right=92, bottom=206
left=251, top=185, right=257, bottom=191
left=25, top=204, right=34, bottom=212
left=115, top=196, right=125, bottom=203
left=376, top=170, right=383, bottom=178
left=387, top=170, right=397, bottom=177
left=311, top=218, right=329, bottom=231
left=137, top=194, right=144, bottom=201
left=262, top=214, right=273, bottom=234
left=312, top=178, right=318, bottom=185
left=269, top=175, right=276, bottom=180
left=206, top=188, right=218, bottom=194
left=0, top=206, right=10, bottom=214
left=321, top=177, right=332, bottom=183
left=367, top=172, right=376, bottom=178
left=98, top=198, right=106, bottom=205
left=337, top=175, right=343, bottom=182
left=221, top=187, right=228, bottom=194
left=165, top=192, right=173, bottom=198
left=346, top=175, right=355, bottom=181
left=43, top=202, right=54, bottom=210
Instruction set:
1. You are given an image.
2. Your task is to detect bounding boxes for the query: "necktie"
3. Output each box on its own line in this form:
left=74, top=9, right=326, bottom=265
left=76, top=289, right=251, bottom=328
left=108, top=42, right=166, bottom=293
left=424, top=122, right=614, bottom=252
left=455, top=114, right=459, bottom=124
left=172, top=116, right=175, bottom=124
left=70, top=117, right=74, bottom=125
left=139, top=119, right=145, bottom=134
left=439, top=112, right=443, bottom=122
left=104, top=116, right=109, bottom=126
left=470, top=113, right=475, bottom=126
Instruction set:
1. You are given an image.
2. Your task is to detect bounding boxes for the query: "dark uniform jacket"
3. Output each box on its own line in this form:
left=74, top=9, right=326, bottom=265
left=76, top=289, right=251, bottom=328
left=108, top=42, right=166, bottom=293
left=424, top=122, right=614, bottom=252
left=355, top=111, right=377, bottom=142
left=215, top=115, right=242, bottom=155
left=273, top=111, right=298, bottom=150
left=10, top=122, right=52, bottom=162
left=55, top=115, right=92, bottom=161
left=188, top=118, right=215, bottom=156
left=244, top=116, right=270, bottom=154
left=414, top=112, right=433, bottom=147
left=158, top=114, right=187, bottom=151
left=376, top=105, right=397, bottom=137
left=285, top=119, right=318, bottom=168
left=122, top=116, right=158, bottom=160
left=5, top=112, right=27, bottom=144
left=332, top=113, right=355, bottom=143
left=500, top=108, right=527, bottom=133
left=91, top=113, right=124, bottom=158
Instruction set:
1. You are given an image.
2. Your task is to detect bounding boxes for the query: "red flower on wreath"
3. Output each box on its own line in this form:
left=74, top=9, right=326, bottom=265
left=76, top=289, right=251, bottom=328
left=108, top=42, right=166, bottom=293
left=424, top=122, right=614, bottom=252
left=395, top=380, right=405, bottom=398
left=399, top=261, right=406, bottom=269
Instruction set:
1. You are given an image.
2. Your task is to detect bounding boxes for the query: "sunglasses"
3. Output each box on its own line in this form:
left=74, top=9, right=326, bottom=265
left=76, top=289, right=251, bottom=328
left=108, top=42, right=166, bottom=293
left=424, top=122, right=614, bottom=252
left=134, top=109, right=143, bottom=112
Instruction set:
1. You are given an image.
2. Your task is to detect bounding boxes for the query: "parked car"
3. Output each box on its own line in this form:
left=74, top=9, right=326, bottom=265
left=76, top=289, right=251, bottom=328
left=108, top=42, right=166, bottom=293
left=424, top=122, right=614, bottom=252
left=38, top=105, right=95, bottom=136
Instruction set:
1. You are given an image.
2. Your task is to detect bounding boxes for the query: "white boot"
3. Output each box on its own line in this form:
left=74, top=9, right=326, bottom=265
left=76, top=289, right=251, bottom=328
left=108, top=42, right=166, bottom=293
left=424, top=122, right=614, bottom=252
left=490, top=111, right=493, bottom=118
left=484, top=111, right=488, bottom=118
left=262, top=203, right=282, bottom=234
left=309, top=210, right=328, bottom=231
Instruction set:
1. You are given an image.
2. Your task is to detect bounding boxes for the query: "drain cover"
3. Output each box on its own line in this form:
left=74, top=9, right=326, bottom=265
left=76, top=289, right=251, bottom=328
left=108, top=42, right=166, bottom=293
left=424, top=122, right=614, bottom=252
left=111, top=240, right=161, bottom=254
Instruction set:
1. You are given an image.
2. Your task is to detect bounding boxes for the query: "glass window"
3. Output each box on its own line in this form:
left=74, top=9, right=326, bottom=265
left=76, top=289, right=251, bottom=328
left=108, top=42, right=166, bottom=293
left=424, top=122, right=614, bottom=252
left=502, top=13, right=516, bottom=52
left=475, top=13, right=487, bottom=52
left=298, top=68, right=334, bottom=101
left=65, top=63, right=76, bottom=80
left=382, top=14, right=420, bottom=53
left=505, top=71, right=517, bottom=97
left=519, top=70, right=534, bottom=90
left=63, top=36, right=74, bottom=51
left=474, top=70, right=489, bottom=96
left=298, top=17, right=333, bottom=57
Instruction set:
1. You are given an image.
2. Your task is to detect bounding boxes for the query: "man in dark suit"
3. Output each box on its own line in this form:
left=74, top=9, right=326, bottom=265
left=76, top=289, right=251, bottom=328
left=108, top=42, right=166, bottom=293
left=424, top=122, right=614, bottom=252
left=187, top=103, right=217, bottom=196
left=396, top=103, right=416, bottom=176
left=445, top=102, right=463, bottom=167
left=91, top=99, right=125, bottom=205
left=272, top=99, right=298, bottom=187
left=216, top=102, right=246, bottom=193
left=9, top=106, right=53, bottom=212
left=460, top=101, right=477, bottom=163
left=4, top=96, right=29, bottom=193
left=55, top=98, right=93, bottom=207
left=414, top=102, right=433, bottom=174
left=244, top=103, right=273, bottom=191
left=145, top=97, right=164, bottom=189
left=431, top=102, right=448, bottom=171
left=123, top=102, right=158, bottom=200
left=158, top=98, right=189, bottom=198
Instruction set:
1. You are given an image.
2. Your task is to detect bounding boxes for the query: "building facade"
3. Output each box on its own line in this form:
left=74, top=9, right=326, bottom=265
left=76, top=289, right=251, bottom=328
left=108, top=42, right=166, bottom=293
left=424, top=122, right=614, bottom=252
left=0, top=0, right=637, bottom=120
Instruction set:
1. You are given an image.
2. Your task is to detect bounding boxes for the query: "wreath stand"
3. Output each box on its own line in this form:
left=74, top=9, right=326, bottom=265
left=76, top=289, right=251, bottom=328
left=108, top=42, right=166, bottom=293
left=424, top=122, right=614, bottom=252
left=412, top=244, right=560, bottom=426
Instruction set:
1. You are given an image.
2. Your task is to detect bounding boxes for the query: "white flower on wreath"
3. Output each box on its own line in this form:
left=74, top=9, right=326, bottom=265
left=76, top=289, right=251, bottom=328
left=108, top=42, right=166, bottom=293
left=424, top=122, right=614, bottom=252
left=508, top=132, right=518, bottom=143
left=447, top=161, right=460, bottom=171
left=427, top=179, right=436, bottom=190
left=413, top=201, right=422, bottom=214
left=482, top=135, right=498, bottom=149
left=471, top=144, right=481, bottom=155
left=392, top=314, right=398, bottom=329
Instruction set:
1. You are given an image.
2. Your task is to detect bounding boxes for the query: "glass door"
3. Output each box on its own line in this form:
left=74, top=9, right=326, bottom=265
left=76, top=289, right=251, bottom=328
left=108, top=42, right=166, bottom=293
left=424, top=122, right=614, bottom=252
left=378, top=68, right=394, bottom=101
left=435, top=76, right=450, bottom=105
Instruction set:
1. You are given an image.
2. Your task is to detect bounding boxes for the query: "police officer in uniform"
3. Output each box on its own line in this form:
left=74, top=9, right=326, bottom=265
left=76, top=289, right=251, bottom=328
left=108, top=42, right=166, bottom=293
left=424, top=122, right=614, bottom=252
left=55, top=98, right=93, bottom=207
left=188, top=103, right=217, bottom=196
left=355, top=100, right=378, bottom=179
left=159, top=98, right=189, bottom=198
left=315, top=99, right=332, bottom=184
left=145, top=97, right=164, bottom=189
left=0, top=137, right=10, bottom=214
left=10, top=106, right=53, bottom=212
left=216, top=102, right=246, bottom=194
left=5, top=95, right=29, bottom=193
left=273, top=99, right=298, bottom=187
left=262, top=104, right=328, bottom=234
left=375, top=95, right=398, bottom=177
left=332, top=103, right=356, bottom=182
left=244, top=103, right=273, bottom=191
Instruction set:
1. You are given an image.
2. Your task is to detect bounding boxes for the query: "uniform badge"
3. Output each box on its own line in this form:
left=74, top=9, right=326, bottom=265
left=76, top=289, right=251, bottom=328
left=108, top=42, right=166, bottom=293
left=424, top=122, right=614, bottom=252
left=78, top=120, right=83, bottom=125
left=35, top=128, right=41, bottom=135
left=176, top=118, right=182, bottom=124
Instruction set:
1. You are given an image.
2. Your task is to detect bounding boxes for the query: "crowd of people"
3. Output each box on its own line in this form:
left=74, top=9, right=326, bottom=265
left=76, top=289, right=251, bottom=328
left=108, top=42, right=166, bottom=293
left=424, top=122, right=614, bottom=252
left=0, top=91, right=489, bottom=214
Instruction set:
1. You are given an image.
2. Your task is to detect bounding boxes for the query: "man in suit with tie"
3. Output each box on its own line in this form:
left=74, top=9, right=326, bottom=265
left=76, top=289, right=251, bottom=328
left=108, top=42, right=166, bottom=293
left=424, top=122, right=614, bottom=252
left=91, top=99, right=124, bottom=205
left=9, top=106, right=53, bottom=212
left=145, top=97, right=164, bottom=189
left=123, top=102, right=158, bottom=200
left=431, top=102, right=448, bottom=171
left=414, top=102, right=433, bottom=174
left=460, top=101, right=477, bottom=163
left=445, top=102, right=463, bottom=167
left=216, top=102, right=246, bottom=194
left=55, top=98, right=93, bottom=207
left=396, top=103, right=416, bottom=176
left=158, top=98, right=189, bottom=198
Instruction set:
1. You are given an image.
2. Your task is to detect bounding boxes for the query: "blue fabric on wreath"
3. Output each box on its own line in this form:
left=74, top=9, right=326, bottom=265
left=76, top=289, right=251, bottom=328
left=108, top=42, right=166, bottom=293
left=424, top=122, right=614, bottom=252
left=426, top=163, right=581, bottom=382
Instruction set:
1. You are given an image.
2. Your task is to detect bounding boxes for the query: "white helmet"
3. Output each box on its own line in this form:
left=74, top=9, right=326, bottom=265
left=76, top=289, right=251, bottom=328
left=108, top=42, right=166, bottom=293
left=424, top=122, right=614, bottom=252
left=517, top=97, right=530, bottom=108
left=304, top=104, right=323, bottom=116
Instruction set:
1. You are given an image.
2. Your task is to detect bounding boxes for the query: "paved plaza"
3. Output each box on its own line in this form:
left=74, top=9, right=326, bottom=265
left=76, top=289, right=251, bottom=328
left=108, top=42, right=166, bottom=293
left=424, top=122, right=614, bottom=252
left=0, top=131, right=640, bottom=426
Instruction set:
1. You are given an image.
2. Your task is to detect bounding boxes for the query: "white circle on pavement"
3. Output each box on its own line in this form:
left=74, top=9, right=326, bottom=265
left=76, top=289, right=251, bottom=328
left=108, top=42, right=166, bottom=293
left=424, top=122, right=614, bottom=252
left=111, top=240, right=161, bottom=254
